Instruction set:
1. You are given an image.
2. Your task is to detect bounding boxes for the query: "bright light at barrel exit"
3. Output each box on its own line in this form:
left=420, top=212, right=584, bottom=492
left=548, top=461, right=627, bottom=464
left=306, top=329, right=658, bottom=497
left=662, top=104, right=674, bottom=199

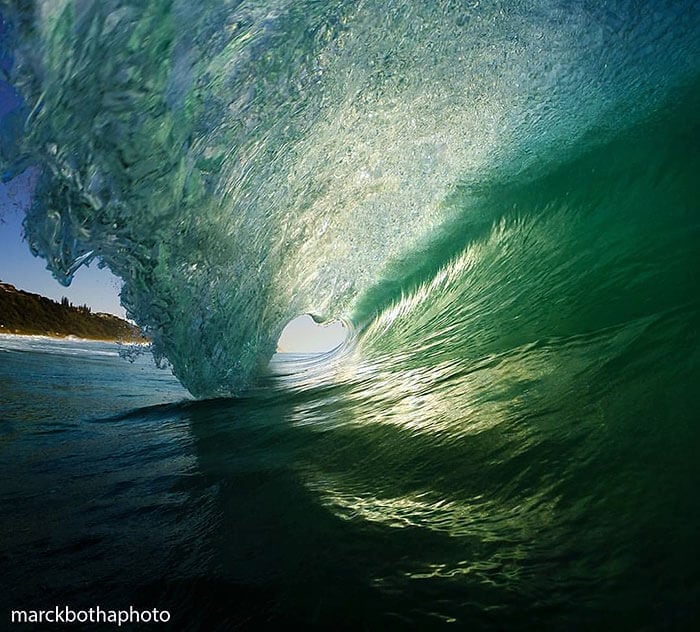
left=277, top=314, right=348, bottom=353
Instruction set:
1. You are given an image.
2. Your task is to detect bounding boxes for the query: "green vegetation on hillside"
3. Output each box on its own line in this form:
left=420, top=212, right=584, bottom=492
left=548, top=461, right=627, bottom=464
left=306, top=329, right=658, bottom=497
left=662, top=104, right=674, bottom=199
left=0, top=282, right=145, bottom=342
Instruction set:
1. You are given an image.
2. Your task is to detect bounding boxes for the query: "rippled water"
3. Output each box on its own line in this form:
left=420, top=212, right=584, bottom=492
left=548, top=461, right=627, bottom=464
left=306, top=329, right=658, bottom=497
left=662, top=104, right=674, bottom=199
left=2, top=328, right=699, bottom=629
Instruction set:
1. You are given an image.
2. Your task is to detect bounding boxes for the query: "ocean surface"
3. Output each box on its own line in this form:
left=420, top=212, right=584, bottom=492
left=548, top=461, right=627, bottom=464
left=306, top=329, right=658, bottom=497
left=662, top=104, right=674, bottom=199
left=1, top=0, right=700, bottom=628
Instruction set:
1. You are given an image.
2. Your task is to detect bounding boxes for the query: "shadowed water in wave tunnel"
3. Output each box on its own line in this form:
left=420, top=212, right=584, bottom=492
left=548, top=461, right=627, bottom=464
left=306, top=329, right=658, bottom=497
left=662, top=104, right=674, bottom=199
left=1, top=0, right=699, bottom=629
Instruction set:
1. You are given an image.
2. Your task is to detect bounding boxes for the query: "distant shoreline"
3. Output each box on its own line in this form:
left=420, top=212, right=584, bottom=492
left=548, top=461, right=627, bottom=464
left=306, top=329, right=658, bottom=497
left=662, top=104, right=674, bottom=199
left=0, top=331, right=150, bottom=345
left=0, top=282, right=147, bottom=343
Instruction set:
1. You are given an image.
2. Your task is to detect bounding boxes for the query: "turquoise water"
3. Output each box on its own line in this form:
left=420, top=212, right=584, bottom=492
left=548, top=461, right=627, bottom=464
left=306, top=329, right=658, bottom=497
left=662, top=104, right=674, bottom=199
left=1, top=0, right=700, bottom=628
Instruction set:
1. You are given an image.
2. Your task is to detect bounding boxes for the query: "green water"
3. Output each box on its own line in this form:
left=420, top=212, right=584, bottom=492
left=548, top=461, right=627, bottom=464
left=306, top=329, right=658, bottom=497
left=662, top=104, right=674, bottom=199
left=1, top=1, right=699, bottom=628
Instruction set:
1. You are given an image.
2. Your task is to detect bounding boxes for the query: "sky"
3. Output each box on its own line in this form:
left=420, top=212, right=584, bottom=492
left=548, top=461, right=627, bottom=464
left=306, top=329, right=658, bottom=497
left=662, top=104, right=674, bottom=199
left=0, top=16, right=126, bottom=319
left=0, top=170, right=127, bottom=318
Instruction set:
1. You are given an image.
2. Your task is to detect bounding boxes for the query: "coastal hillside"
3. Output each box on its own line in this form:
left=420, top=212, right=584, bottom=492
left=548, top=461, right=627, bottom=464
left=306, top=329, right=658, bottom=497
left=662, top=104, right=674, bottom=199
left=0, top=282, right=144, bottom=342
